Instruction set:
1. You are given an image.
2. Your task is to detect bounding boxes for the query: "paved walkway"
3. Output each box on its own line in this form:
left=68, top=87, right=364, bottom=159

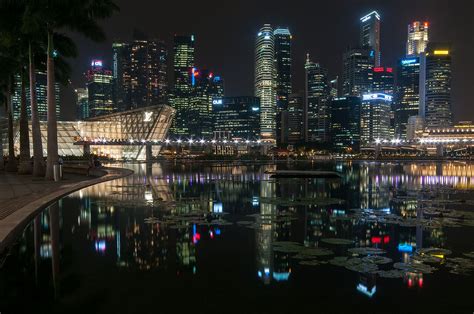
left=0, top=167, right=133, bottom=253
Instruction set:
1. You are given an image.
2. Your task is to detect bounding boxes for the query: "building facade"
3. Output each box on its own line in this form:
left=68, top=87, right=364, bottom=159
left=360, top=11, right=381, bottom=66
left=287, top=93, right=304, bottom=144
left=361, top=93, right=392, bottom=145
left=255, top=24, right=277, bottom=142
left=342, top=48, right=373, bottom=97
left=305, top=55, right=331, bottom=143
left=407, top=21, right=429, bottom=56
left=75, top=88, right=89, bottom=120
left=331, top=96, right=361, bottom=152
left=86, top=60, right=115, bottom=118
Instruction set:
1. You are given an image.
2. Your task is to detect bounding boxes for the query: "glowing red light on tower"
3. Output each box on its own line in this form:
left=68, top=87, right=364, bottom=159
left=374, top=67, right=384, bottom=72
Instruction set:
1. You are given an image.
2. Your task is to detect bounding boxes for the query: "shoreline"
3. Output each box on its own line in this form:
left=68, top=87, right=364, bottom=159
left=0, top=167, right=133, bottom=255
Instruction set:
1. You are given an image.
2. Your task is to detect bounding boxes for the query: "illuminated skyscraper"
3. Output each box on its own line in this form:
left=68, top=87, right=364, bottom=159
left=75, top=88, right=89, bottom=120
left=12, top=71, right=60, bottom=120
left=305, top=54, right=331, bottom=143
left=360, top=11, right=381, bottom=66
left=255, top=24, right=277, bottom=141
left=424, top=43, right=452, bottom=128
left=360, top=93, right=392, bottom=145
left=86, top=60, right=115, bottom=118
left=274, top=27, right=292, bottom=145
left=331, top=96, right=361, bottom=152
left=407, top=21, right=429, bottom=56
left=395, top=57, right=421, bottom=138
left=112, top=36, right=168, bottom=111
left=372, top=67, right=395, bottom=137
left=287, top=93, right=304, bottom=144
left=342, top=48, right=373, bottom=97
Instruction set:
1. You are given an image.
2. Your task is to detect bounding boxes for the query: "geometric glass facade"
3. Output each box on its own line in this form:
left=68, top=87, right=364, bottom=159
left=342, top=47, right=373, bottom=97
left=331, top=96, right=361, bottom=152
left=360, top=93, right=392, bottom=145
left=360, top=11, right=381, bottom=66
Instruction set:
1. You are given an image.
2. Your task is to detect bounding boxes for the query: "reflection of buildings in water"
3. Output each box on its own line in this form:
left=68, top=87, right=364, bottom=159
left=359, top=163, right=391, bottom=211
left=175, top=226, right=197, bottom=274
left=357, top=273, right=377, bottom=298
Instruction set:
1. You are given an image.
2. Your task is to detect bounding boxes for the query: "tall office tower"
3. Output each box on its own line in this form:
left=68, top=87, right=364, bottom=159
left=305, top=55, right=331, bottom=143
left=360, top=11, right=381, bottom=66
left=360, top=93, right=392, bottom=145
left=372, top=67, right=395, bottom=137
left=330, top=77, right=339, bottom=98
left=75, top=88, right=89, bottom=120
left=395, top=57, right=421, bottom=138
left=287, top=93, right=304, bottom=144
left=342, top=48, right=373, bottom=96
left=188, top=69, right=224, bottom=138
left=255, top=24, right=277, bottom=141
left=331, top=96, right=361, bottom=152
left=424, top=43, right=452, bottom=128
left=86, top=60, right=115, bottom=118
left=407, top=21, right=429, bottom=56
left=112, top=37, right=167, bottom=111
left=12, top=71, right=60, bottom=120
left=274, top=27, right=292, bottom=145
left=171, top=35, right=196, bottom=136
left=212, top=96, right=260, bottom=140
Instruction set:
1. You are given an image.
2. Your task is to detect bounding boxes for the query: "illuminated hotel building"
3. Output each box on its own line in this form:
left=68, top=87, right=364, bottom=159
left=331, top=96, right=361, bottom=152
left=274, top=27, right=292, bottom=144
left=86, top=60, right=115, bottom=118
left=360, top=11, right=381, bottom=66
left=342, top=48, right=373, bottom=97
left=112, top=37, right=168, bottom=111
left=407, top=21, right=429, bottom=56
left=424, top=43, right=452, bottom=129
left=255, top=24, right=277, bottom=142
left=395, top=57, right=421, bottom=138
left=360, top=93, right=392, bottom=145
left=12, top=71, right=60, bottom=120
left=305, top=54, right=331, bottom=143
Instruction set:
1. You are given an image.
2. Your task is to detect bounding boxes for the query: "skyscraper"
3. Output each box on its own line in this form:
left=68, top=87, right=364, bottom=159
left=112, top=37, right=168, bottom=111
left=274, top=27, right=292, bottom=145
left=395, top=57, right=421, bottom=138
left=287, top=93, right=304, bottom=144
left=372, top=67, right=394, bottom=95
left=86, top=60, right=115, bottom=118
left=12, top=71, right=60, bottom=120
left=360, top=11, right=381, bottom=66
left=331, top=96, right=361, bottom=152
left=171, top=35, right=195, bottom=136
left=424, top=43, right=452, bottom=128
left=255, top=24, right=277, bottom=141
left=407, top=21, right=429, bottom=56
left=305, top=55, right=331, bottom=143
left=360, top=93, right=392, bottom=145
left=342, top=48, right=373, bottom=96
left=75, top=88, right=89, bottom=120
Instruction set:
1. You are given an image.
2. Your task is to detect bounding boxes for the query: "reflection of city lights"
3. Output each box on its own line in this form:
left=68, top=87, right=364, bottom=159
left=273, top=272, right=291, bottom=282
left=213, top=202, right=223, bottom=213
left=398, top=243, right=414, bottom=252
left=144, top=191, right=153, bottom=203
left=357, top=284, right=377, bottom=297
left=95, top=240, right=106, bottom=253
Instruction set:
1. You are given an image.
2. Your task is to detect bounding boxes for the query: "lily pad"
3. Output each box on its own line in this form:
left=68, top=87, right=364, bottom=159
left=321, top=238, right=354, bottom=245
left=348, top=247, right=386, bottom=255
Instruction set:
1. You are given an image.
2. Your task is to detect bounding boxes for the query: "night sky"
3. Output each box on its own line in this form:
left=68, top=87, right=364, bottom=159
left=62, top=0, right=474, bottom=122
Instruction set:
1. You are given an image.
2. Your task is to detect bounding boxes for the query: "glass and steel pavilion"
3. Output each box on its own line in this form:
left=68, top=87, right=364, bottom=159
left=6, top=104, right=175, bottom=160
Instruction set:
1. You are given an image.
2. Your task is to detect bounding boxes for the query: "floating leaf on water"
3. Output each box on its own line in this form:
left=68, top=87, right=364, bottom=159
left=417, top=248, right=452, bottom=256
left=236, top=221, right=254, bottom=225
left=299, top=260, right=327, bottom=266
left=298, top=248, right=334, bottom=257
left=321, top=238, right=354, bottom=245
left=329, top=256, right=348, bottom=267
left=375, top=269, right=406, bottom=279
left=393, top=262, right=436, bottom=274
left=463, top=252, right=474, bottom=259
left=345, top=258, right=379, bottom=273
left=348, top=247, right=386, bottom=255
left=362, top=255, right=393, bottom=265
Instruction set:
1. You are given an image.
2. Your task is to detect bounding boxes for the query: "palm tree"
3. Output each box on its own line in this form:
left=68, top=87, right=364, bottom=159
left=27, top=0, right=119, bottom=180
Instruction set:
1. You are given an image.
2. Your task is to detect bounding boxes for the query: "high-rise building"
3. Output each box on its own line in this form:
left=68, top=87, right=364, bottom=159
left=86, top=60, right=115, bottom=118
left=407, top=21, right=429, bottom=56
left=360, top=11, right=381, bottom=66
left=305, top=55, right=331, bottom=143
left=170, top=35, right=196, bottom=136
left=342, top=48, right=373, bottom=96
left=112, top=37, right=168, bottom=111
left=255, top=24, right=277, bottom=141
left=274, top=27, right=292, bottom=145
left=331, top=96, right=361, bottom=152
left=360, top=93, right=392, bottom=145
left=424, top=43, right=452, bottom=129
left=212, top=96, right=260, bottom=140
left=330, top=77, right=339, bottom=98
left=372, top=67, right=394, bottom=94
left=395, top=57, right=421, bottom=138
left=287, top=93, right=304, bottom=144
left=75, top=88, right=89, bottom=120
left=12, top=71, right=60, bottom=120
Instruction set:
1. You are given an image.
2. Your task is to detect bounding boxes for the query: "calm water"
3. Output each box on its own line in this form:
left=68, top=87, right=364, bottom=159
left=1, top=161, right=474, bottom=314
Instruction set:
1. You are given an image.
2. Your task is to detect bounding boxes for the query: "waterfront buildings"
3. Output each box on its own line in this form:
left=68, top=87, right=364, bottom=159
left=86, top=60, right=115, bottom=118
left=424, top=43, right=452, bottom=129
left=360, top=11, right=381, bottom=66
left=75, top=88, right=89, bottom=120
left=360, top=93, right=392, bottom=145
left=330, top=96, right=361, bottom=152
left=305, top=55, right=331, bottom=143
left=342, top=48, right=373, bottom=96
left=255, top=24, right=277, bottom=142
left=212, top=96, right=260, bottom=140
left=287, top=93, right=304, bottom=144
left=407, top=21, right=429, bottom=56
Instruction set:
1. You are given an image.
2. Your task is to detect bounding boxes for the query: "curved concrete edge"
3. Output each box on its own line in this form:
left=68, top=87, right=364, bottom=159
left=0, top=167, right=134, bottom=255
